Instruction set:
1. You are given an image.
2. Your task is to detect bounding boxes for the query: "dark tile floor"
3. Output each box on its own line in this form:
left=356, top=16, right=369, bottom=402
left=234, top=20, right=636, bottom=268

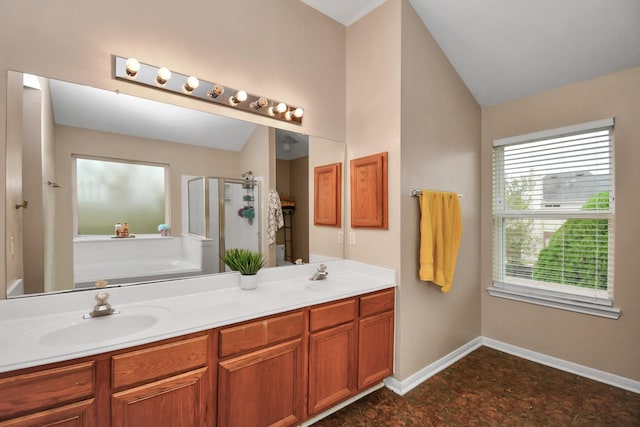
left=312, top=346, right=640, bottom=426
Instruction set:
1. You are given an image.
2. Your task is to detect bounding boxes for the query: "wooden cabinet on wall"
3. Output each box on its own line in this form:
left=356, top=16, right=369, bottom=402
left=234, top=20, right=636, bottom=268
left=314, top=162, right=342, bottom=227
left=308, top=299, right=357, bottom=416
left=217, top=311, right=305, bottom=427
left=350, top=152, right=388, bottom=229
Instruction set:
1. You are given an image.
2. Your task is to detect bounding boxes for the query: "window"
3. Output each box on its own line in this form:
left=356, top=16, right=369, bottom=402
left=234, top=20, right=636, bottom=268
left=76, top=157, right=167, bottom=235
left=489, top=118, right=620, bottom=319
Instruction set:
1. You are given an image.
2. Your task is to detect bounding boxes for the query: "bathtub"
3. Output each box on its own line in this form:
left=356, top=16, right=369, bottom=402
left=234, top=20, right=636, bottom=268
left=74, top=258, right=202, bottom=288
left=73, top=235, right=215, bottom=288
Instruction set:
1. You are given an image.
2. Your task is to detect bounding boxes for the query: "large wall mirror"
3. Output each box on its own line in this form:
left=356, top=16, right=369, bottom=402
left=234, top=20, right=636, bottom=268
left=5, top=71, right=345, bottom=298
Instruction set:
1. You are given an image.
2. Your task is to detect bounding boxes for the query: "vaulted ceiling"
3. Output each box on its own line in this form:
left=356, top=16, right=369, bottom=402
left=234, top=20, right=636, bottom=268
left=301, top=0, right=640, bottom=106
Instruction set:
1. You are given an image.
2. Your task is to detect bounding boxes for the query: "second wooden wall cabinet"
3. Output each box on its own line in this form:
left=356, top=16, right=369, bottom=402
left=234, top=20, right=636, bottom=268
left=350, top=152, right=388, bottom=229
left=0, top=288, right=395, bottom=427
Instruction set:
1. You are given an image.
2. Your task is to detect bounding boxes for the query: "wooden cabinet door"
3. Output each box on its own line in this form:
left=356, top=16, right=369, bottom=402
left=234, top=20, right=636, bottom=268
left=218, top=339, right=303, bottom=427
left=357, top=310, right=394, bottom=390
left=111, top=368, right=208, bottom=427
left=314, top=162, right=342, bottom=227
left=0, top=399, right=96, bottom=427
left=350, top=152, right=388, bottom=228
left=308, top=322, right=356, bottom=416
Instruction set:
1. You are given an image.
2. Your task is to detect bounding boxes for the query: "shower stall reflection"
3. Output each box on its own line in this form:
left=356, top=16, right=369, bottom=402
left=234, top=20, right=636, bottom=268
left=188, top=177, right=261, bottom=273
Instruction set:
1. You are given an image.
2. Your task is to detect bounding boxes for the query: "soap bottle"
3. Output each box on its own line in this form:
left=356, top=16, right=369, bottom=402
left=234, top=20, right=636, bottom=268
left=122, top=222, right=129, bottom=238
left=115, top=222, right=122, bottom=236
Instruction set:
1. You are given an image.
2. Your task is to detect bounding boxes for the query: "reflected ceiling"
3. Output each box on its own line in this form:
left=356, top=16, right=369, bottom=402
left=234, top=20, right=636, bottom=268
left=48, top=78, right=257, bottom=151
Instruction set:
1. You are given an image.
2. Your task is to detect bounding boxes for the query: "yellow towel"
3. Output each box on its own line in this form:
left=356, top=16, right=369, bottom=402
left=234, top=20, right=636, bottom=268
left=419, top=191, right=463, bottom=292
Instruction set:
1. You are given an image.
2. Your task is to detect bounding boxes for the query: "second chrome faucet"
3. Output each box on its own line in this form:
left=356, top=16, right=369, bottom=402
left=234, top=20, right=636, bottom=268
left=309, top=264, right=328, bottom=281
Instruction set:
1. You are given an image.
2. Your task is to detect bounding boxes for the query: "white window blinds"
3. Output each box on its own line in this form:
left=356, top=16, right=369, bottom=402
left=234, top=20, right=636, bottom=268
left=492, top=119, right=614, bottom=303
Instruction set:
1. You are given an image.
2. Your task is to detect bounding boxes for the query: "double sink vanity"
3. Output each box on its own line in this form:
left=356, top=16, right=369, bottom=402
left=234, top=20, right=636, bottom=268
left=0, top=260, right=396, bottom=426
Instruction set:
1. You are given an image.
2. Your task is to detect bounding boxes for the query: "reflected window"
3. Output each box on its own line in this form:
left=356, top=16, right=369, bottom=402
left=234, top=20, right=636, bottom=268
left=75, top=157, right=166, bottom=235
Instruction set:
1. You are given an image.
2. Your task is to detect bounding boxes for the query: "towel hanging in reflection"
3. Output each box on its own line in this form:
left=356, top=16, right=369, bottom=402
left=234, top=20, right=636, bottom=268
left=418, top=190, right=462, bottom=293
left=267, top=189, right=284, bottom=246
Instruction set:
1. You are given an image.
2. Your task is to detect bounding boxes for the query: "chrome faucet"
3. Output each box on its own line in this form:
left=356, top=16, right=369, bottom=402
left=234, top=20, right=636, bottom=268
left=83, top=291, right=120, bottom=319
left=309, top=264, right=329, bottom=281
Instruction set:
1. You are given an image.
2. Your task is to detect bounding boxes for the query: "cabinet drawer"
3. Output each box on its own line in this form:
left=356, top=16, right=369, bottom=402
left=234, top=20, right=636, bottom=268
left=112, top=335, right=208, bottom=390
left=309, top=299, right=356, bottom=332
left=359, top=289, right=395, bottom=317
left=0, top=361, right=94, bottom=419
left=219, top=311, right=304, bottom=358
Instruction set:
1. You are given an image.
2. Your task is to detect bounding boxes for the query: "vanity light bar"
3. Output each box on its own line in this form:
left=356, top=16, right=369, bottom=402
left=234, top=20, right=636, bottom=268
left=113, top=56, right=304, bottom=125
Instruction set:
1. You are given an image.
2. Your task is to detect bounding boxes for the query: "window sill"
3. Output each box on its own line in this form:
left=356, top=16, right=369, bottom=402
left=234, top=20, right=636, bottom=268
left=487, top=285, right=621, bottom=319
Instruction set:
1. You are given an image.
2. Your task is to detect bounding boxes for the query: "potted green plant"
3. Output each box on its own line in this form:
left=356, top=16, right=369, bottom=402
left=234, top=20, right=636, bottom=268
left=221, top=248, right=264, bottom=290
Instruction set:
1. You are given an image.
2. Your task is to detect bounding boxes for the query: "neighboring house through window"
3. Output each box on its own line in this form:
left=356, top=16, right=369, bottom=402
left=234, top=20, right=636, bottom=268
left=489, top=118, right=620, bottom=319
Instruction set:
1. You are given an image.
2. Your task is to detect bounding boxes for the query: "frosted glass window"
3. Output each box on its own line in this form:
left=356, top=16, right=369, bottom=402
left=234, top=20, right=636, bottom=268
left=76, top=158, right=166, bottom=235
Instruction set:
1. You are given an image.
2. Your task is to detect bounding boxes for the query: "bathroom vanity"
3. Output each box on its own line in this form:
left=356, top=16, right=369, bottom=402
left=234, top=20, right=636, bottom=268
left=0, top=261, right=395, bottom=426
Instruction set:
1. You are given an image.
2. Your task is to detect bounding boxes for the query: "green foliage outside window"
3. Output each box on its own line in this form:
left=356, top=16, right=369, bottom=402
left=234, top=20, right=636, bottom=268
left=533, top=192, right=609, bottom=290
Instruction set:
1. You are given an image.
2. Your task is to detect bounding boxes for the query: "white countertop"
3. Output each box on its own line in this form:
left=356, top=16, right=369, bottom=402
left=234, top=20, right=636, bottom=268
left=0, top=260, right=396, bottom=374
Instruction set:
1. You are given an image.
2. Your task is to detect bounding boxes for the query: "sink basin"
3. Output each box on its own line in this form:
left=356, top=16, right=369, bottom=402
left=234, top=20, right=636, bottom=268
left=22, top=306, right=171, bottom=347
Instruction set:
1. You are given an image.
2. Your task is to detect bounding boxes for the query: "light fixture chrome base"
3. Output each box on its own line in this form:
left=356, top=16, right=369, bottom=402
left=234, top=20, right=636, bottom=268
left=113, top=55, right=303, bottom=125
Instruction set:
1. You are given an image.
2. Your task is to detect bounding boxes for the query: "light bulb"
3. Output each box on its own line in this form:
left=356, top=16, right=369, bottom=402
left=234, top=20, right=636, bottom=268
left=229, top=90, right=248, bottom=105
left=269, top=102, right=287, bottom=116
left=275, top=102, right=287, bottom=113
left=285, top=111, right=293, bottom=121
left=250, top=97, right=268, bottom=109
left=184, top=76, right=200, bottom=93
left=209, top=84, right=224, bottom=98
left=293, top=107, right=304, bottom=118
left=156, top=67, right=171, bottom=85
left=125, top=58, right=140, bottom=77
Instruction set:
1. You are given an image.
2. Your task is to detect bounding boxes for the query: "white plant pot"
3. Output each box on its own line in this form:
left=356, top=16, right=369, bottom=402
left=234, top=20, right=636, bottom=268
left=239, top=274, right=258, bottom=290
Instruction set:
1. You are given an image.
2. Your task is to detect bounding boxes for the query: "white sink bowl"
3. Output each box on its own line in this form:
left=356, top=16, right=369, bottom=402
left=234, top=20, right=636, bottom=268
left=21, top=306, right=171, bottom=347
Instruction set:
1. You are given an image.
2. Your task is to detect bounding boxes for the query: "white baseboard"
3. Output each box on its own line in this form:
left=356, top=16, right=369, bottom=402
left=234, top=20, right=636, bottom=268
left=384, top=336, right=639, bottom=396
left=384, top=337, right=483, bottom=395
left=481, top=337, right=640, bottom=394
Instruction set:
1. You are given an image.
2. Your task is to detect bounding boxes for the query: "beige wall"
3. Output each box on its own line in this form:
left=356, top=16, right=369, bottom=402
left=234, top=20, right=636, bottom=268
left=40, top=78, right=57, bottom=293
left=481, top=66, right=640, bottom=381
left=22, top=87, right=45, bottom=294
left=52, top=125, right=242, bottom=291
left=345, top=0, right=402, bottom=270
left=308, top=136, right=346, bottom=259
left=345, top=0, right=481, bottom=382
left=396, top=1, right=482, bottom=380
left=4, top=72, right=23, bottom=297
